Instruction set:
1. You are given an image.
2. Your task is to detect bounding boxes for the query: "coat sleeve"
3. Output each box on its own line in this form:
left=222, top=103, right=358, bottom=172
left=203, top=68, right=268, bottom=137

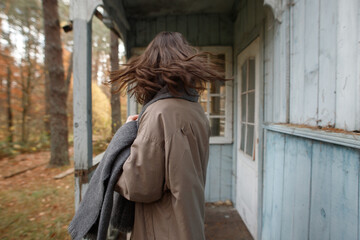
left=115, top=115, right=165, bottom=203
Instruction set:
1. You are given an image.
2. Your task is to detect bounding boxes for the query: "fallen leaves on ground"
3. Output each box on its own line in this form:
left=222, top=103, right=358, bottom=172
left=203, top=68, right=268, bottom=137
left=0, top=148, right=74, bottom=239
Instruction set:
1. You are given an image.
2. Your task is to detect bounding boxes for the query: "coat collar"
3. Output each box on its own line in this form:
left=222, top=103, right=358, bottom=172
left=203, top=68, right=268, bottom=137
left=137, top=86, right=199, bottom=125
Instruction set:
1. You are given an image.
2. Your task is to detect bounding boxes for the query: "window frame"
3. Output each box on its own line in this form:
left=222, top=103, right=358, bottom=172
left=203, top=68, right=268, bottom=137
left=197, top=46, right=233, bottom=144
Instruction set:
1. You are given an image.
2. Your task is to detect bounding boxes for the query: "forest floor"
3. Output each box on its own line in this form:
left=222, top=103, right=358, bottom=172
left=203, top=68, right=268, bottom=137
left=0, top=149, right=253, bottom=240
left=0, top=149, right=75, bottom=240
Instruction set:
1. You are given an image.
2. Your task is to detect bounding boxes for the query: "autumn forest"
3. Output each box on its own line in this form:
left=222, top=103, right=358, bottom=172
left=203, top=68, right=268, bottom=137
left=0, top=0, right=127, bottom=163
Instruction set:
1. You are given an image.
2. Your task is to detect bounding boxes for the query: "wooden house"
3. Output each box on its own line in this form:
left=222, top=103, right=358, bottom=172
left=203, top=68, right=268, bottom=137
left=70, top=0, right=360, bottom=239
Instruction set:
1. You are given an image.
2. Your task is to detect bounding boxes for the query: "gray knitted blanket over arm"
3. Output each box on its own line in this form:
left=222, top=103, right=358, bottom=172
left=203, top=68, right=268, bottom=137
left=68, top=120, right=138, bottom=240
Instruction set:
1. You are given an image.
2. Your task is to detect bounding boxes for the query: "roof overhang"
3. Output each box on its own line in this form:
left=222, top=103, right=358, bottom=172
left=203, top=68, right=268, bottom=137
left=122, top=0, right=236, bottom=18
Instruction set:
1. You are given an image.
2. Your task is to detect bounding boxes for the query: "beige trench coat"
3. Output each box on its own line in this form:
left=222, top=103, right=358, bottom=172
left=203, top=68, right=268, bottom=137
left=116, top=98, right=210, bottom=240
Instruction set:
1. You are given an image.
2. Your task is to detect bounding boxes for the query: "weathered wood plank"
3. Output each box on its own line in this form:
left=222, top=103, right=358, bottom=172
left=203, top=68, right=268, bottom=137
left=281, top=136, right=312, bottom=240
left=198, top=14, right=211, bottom=46
left=318, top=0, right=336, bottom=127
left=73, top=19, right=92, bottom=171
left=147, top=18, right=157, bottom=43
left=135, top=20, right=147, bottom=46
left=357, top=2, right=360, bottom=131
left=289, top=0, right=305, bottom=124
left=186, top=15, right=199, bottom=45
left=239, top=3, right=247, bottom=44
left=209, top=14, right=219, bottom=45
left=176, top=15, right=187, bottom=37
left=156, top=16, right=166, bottom=33
left=272, top=17, right=287, bottom=123
left=219, top=15, right=233, bottom=45
left=262, top=131, right=285, bottom=240
left=330, top=145, right=359, bottom=240
left=209, top=145, right=221, bottom=201
left=309, top=142, right=332, bottom=240
left=264, top=11, right=274, bottom=123
left=247, top=0, right=256, bottom=31
left=255, top=0, right=263, bottom=27
left=220, top=144, right=233, bottom=201
left=72, top=0, right=94, bottom=210
left=53, top=167, right=74, bottom=179
left=303, top=0, right=319, bottom=126
left=336, top=0, right=358, bottom=130
left=166, top=15, right=177, bottom=32
left=205, top=153, right=211, bottom=201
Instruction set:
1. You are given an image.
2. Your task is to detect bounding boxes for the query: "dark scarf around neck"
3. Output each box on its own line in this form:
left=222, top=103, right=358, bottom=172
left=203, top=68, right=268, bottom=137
left=137, top=86, right=199, bottom=126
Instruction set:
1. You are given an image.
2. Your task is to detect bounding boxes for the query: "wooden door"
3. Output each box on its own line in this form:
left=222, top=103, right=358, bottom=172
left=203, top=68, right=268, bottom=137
left=236, top=38, right=260, bottom=239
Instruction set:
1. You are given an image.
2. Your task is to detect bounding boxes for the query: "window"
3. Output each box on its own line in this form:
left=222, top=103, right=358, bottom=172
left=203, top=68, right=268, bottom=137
left=128, top=46, right=233, bottom=144
left=239, top=58, right=255, bottom=158
left=197, top=46, right=233, bottom=144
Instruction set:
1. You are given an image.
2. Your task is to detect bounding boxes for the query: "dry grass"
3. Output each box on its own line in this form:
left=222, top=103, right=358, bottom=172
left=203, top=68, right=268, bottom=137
left=0, top=150, right=75, bottom=240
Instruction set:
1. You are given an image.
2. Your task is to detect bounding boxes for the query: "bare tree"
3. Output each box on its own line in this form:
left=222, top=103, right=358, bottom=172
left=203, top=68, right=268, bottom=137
left=44, top=59, right=51, bottom=138
left=110, top=31, right=121, bottom=134
left=6, top=66, right=13, bottom=143
left=42, top=0, right=69, bottom=166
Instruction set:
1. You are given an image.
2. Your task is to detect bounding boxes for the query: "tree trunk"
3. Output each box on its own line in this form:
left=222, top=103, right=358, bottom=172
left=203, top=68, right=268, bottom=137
left=20, top=9, right=34, bottom=145
left=42, top=0, right=69, bottom=166
left=25, top=31, right=33, bottom=144
left=44, top=62, right=51, bottom=138
left=65, top=51, right=73, bottom=100
left=20, top=62, right=27, bottom=144
left=110, top=31, right=121, bottom=134
left=6, top=66, right=13, bottom=143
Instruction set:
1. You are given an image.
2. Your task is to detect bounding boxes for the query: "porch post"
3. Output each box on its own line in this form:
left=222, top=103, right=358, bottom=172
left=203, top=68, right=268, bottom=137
left=71, top=0, right=93, bottom=210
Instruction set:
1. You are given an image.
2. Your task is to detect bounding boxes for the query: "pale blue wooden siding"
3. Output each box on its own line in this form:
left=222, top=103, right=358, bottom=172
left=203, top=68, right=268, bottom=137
left=262, top=130, right=360, bottom=240
left=263, top=0, right=360, bottom=131
left=205, top=145, right=233, bottom=202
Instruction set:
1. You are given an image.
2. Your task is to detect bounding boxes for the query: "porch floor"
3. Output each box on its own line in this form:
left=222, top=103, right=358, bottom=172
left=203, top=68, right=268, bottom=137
left=205, top=204, right=253, bottom=240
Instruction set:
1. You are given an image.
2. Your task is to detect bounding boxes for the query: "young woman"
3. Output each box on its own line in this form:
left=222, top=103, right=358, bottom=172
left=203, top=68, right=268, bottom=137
left=110, top=31, right=227, bottom=240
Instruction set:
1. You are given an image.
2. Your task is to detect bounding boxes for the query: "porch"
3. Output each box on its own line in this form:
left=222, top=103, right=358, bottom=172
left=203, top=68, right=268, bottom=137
left=70, top=0, right=275, bottom=239
left=70, top=0, right=360, bottom=239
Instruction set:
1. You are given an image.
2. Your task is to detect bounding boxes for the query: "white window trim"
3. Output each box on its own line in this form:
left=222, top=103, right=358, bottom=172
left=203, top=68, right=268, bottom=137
left=128, top=46, right=233, bottom=144
left=198, top=46, right=233, bottom=144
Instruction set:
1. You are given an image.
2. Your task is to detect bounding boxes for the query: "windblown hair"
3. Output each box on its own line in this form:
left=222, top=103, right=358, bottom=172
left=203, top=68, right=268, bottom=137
left=106, top=31, right=229, bottom=105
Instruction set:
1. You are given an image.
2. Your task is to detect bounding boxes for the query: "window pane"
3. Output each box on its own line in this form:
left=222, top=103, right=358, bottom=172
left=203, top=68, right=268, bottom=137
left=200, top=102, right=207, bottom=112
left=241, top=61, right=247, bottom=93
left=210, top=80, right=224, bottom=94
left=219, top=117, right=225, bottom=136
left=210, top=96, right=221, bottom=115
left=241, top=94, right=246, bottom=122
left=200, top=87, right=208, bottom=112
left=210, top=117, right=225, bottom=137
left=248, top=92, right=255, bottom=123
left=246, top=125, right=254, bottom=157
left=220, top=97, right=225, bottom=115
left=240, top=124, right=246, bottom=151
left=249, top=59, right=255, bottom=90
left=136, top=102, right=142, bottom=114
left=220, top=83, right=226, bottom=95
left=209, top=96, right=225, bottom=116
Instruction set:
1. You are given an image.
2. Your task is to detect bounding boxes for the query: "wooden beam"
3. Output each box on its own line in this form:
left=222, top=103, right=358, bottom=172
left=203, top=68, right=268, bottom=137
left=72, top=0, right=93, bottom=210
left=53, top=168, right=74, bottom=179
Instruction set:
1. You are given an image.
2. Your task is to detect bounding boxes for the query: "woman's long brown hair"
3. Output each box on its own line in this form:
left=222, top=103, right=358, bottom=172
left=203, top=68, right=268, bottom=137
left=105, top=31, right=229, bottom=105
